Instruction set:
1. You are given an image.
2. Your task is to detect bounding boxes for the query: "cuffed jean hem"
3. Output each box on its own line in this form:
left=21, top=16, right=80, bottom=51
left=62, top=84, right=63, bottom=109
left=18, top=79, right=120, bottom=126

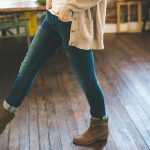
left=3, top=100, right=18, bottom=114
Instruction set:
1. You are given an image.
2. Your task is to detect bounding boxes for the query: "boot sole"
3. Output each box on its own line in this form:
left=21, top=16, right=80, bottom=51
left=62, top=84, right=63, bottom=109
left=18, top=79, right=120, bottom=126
left=73, top=133, right=109, bottom=146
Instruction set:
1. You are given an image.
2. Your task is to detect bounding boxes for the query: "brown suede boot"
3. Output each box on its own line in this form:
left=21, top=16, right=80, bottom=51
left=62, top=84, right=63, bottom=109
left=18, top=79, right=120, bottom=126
left=73, top=115, right=109, bottom=145
left=0, top=103, right=15, bottom=134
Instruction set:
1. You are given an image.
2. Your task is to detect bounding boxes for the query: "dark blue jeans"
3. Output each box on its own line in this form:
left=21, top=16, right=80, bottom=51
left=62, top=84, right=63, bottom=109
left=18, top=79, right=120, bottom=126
left=5, top=10, right=107, bottom=118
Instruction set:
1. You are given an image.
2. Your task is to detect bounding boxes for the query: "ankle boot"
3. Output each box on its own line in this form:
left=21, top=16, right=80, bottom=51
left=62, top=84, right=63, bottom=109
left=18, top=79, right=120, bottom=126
left=0, top=102, right=15, bottom=134
left=73, top=115, right=109, bottom=145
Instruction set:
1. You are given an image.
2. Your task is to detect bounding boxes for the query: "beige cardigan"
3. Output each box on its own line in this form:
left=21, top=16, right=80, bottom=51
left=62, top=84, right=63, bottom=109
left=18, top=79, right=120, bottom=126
left=48, top=0, right=107, bottom=50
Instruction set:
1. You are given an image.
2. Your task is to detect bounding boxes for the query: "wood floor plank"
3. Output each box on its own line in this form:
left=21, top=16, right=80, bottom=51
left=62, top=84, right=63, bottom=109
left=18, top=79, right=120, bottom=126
left=8, top=106, right=21, bottom=150
left=50, top=76, right=73, bottom=150
left=57, top=72, right=82, bottom=150
left=125, top=105, right=150, bottom=148
left=34, top=81, right=51, bottom=150
left=43, top=68, right=65, bottom=150
left=18, top=98, right=30, bottom=150
left=45, top=67, right=72, bottom=150
left=28, top=87, right=40, bottom=150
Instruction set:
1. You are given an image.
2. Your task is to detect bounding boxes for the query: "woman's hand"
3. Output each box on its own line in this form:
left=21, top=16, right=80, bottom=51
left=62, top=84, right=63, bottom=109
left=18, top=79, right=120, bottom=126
left=56, top=11, right=71, bottom=22
left=46, top=0, right=52, bottom=10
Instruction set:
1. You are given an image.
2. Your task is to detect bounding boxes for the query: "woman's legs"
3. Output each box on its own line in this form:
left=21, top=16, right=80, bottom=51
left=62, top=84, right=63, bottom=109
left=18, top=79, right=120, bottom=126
left=56, top=19, right=107, bottom=118
left=4, top=10, right=107, bottom=116
left=4, top=13, right=63, bottom=108
left=64, top=46, right=107, bottom=118
left=56, top=13, right=108, bottom=143
left=0, top=12, right=63, bottom=135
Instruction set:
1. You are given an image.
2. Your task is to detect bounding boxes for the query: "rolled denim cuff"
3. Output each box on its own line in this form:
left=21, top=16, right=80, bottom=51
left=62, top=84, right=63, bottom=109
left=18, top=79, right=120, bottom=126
left=3, top=100, right=18, bottom=114
left=92, top=113, right=109, bottom=120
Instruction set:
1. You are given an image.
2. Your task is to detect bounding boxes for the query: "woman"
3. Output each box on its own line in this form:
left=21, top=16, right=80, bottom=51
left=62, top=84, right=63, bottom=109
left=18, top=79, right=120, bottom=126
left=0, top=0, right=109, bottom=146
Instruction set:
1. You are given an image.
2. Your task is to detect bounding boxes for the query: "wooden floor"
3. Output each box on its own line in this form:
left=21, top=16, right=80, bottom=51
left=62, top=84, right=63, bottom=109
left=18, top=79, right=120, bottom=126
left=0, top=32, right=150, bottom=150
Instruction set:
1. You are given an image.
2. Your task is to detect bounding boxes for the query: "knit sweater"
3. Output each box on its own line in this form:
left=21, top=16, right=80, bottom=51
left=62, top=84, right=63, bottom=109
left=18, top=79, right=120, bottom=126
left=47, top=0, right=107, bottom=50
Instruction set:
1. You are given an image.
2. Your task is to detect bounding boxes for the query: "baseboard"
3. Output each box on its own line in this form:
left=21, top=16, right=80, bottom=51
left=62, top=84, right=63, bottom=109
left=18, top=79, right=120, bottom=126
left=105, top=21, right=150, bottom=33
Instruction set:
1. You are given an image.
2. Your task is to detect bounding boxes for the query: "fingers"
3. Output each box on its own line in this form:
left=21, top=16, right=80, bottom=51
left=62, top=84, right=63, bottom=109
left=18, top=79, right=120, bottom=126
left=46, top=0, right=52, bottom=10
left=57, top=12, right=70, bottom=22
